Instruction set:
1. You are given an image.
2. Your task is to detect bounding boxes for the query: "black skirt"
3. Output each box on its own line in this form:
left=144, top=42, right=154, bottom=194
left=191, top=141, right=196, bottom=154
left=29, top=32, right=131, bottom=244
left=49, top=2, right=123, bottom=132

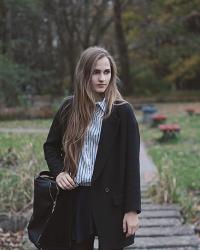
left=71, top=186, right=97, bottom=244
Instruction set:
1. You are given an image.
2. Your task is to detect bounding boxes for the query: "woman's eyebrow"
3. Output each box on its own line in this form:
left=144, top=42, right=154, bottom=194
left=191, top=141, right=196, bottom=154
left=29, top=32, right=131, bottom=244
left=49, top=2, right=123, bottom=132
left=94, top=68, right=111, bottom=71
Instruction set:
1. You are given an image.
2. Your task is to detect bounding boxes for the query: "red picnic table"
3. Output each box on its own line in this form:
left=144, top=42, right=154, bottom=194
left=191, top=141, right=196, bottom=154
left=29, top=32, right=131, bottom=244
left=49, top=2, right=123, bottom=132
left=185, top=107, right=195, bottom=116
left=152, top=114, right=167, bottom=127
left=185, top=107, right=200, bottom=116
left=159, top=124, right=181, bottom=139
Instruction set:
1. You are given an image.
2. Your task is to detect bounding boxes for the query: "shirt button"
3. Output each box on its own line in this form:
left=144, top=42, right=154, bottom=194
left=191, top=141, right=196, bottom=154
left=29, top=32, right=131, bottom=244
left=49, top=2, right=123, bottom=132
left=105, top=187, right=110, bottom=193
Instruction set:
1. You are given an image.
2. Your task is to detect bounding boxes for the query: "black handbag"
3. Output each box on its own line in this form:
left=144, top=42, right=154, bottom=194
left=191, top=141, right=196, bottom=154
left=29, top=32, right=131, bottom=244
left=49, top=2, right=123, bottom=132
left=27, top=171, right=60, bottom=249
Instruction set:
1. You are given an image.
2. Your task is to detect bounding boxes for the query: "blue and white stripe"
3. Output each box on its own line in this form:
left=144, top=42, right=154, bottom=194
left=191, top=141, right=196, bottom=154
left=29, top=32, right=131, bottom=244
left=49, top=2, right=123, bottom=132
left=74, top=98, right=107, bottom=186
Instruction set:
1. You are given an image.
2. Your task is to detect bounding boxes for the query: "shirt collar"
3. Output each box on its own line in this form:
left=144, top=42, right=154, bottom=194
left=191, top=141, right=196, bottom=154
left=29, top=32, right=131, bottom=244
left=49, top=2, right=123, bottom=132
left=95, top=97, right=107, bottom=113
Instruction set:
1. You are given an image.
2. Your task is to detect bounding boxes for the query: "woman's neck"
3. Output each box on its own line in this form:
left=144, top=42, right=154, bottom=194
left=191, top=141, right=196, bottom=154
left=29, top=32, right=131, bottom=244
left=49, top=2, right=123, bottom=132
left=94, top=93, right=105, bottom=102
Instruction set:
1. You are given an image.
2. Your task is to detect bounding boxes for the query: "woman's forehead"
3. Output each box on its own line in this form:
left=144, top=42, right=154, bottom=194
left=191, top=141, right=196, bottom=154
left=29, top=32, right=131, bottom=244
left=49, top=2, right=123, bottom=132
left=94, top=57, right=111, bottom=69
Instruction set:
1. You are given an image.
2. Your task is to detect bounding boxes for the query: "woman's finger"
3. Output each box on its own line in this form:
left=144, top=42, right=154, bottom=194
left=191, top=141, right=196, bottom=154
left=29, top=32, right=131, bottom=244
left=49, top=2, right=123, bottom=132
left=62, top=175, right=76, bottom=189
left=126, top=224, right=138, bottom=237
left=123, top=218, right=127, bottom=233
left=128, top=225, right=132, bottom=235
left=61, top=175, right=73, bottom=188
left=61, top=178, right=75, bottom=190
left=60, top=179, right=69, bottom=189
left=65, top=174, right=76, bottom=187
left=57, top=180, right=66, bottom=190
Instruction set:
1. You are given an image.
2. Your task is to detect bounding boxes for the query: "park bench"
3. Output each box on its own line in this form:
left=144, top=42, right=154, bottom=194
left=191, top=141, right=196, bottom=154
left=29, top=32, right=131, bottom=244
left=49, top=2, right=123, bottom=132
left=151, top=114, right=167, bottom=127
left=159, top=124, right=181, bottom=140
left=185, top=107, right=200, bottom=116
left=185, top=107, right=195, bottom=115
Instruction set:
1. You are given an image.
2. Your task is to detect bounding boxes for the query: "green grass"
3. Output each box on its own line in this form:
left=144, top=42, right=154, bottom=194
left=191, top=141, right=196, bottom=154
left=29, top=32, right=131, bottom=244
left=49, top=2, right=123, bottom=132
left=0, top=132, right=47, bottom=154
left=0, top=119, right=51, bottom=129
left=140, top=113, right=200, bottom=222
left=0, top=131, right=48, bottom=212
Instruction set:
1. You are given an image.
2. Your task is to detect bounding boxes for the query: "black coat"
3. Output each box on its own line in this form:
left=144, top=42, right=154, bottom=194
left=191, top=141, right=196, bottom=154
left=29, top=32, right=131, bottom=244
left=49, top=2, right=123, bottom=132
left=42, top=97, right=141, bottom=249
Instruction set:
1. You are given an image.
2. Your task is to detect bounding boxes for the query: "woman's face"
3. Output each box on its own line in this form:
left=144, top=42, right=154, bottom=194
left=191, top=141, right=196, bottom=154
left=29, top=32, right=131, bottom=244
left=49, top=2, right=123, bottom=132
left=91, top=56, right=111, bottom=100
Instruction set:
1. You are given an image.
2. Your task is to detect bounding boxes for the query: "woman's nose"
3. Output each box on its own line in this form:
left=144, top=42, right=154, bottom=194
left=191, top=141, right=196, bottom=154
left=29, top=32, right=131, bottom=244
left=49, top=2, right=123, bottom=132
left=99, top=73, right=105, bottom=81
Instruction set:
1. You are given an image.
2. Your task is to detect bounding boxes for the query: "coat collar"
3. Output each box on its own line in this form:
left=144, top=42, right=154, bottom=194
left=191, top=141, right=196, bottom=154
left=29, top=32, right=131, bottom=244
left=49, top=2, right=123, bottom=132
left=95, top=97, right=106, bottom=113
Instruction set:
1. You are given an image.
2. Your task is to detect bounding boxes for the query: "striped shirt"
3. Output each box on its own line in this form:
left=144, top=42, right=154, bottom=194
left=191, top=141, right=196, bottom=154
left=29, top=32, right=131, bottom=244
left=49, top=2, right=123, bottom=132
left=74, top=98, right=107, bottom=186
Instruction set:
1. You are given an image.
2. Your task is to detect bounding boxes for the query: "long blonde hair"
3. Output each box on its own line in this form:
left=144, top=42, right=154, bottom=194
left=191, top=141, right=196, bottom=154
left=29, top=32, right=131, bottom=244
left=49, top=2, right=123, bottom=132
left=61, top=46, right=127, bottom=177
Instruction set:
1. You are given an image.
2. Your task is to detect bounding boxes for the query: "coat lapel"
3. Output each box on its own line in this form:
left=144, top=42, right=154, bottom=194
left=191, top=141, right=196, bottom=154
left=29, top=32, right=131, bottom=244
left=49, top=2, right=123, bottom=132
left=91, top=108, right=120, bottom=184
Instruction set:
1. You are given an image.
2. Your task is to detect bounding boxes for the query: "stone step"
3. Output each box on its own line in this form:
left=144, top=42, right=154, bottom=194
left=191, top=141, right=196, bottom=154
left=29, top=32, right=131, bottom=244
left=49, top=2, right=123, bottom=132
left=141, top=203, right=181, bottom=211
left=140, top=218, right=181, bottom=227
left=94, top=236, right=200, bottom=249
left=136, top=225, right=195, bottom=237
left=125, top=235, right=200, bottom=249
left=139, top=210, right=181, bottom=219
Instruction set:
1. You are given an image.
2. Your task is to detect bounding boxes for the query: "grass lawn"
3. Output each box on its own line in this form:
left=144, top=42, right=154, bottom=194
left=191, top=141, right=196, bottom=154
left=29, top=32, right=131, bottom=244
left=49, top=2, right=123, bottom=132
left=0, top=119, right=51, bottom=129
left=138, top=104, right=200, bottom=223
left=0, top=131, right=48, bottom=212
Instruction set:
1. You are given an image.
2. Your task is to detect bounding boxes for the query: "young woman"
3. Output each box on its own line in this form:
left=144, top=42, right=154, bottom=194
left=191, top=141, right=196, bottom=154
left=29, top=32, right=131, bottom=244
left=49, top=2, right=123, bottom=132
left=42, top=46, right=141, bottom=250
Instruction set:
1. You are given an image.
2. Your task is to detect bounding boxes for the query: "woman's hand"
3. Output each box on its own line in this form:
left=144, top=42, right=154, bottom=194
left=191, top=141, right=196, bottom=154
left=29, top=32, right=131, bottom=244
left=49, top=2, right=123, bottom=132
left=123, top=211, right=139, bottom=237
left=56, top=172, right=76, bottom=190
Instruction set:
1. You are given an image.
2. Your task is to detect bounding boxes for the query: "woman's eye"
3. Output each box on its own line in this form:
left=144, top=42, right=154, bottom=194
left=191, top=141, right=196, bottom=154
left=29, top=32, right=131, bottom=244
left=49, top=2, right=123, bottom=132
left=93, top=70, right=99, bottom=74
left=93, top=70, right=110, bottom=74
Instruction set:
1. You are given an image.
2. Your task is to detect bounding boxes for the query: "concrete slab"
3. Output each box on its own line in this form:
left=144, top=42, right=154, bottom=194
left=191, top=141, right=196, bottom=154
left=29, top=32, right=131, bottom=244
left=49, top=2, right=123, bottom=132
left=136, top=225, right=195, bottom=237
left=139, top=210, right=181, bottom=219
left=126, top=235, right=200, bottom=249
left=141, top=204, right=181, bottom=211
left=140, top=218, right=182, bottom=227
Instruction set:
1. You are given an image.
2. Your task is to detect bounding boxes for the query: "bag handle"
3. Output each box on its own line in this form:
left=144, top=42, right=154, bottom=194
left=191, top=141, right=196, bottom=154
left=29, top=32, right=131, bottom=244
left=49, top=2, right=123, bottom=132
left=39, top=171, right=54, bottom=178
left=49, top=181, right=59, bottom=214
left=39, top=171, right=60, bottom=214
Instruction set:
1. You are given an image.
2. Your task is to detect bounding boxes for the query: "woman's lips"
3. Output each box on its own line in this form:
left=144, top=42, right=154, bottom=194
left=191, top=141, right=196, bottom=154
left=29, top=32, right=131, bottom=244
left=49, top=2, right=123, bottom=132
left=97, top=84, right=106, bottom=87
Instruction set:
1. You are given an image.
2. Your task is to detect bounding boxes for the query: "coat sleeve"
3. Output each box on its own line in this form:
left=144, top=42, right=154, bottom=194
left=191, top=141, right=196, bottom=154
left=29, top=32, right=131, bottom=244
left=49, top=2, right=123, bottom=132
left=43, top=100, right=68, bottom=178
left=124, top=103, right=141, bottom=214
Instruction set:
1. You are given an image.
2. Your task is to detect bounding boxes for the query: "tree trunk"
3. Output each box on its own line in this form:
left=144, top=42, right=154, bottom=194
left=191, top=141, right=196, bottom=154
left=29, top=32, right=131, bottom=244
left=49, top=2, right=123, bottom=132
left=113, top=0, right=132, bottom=95
left=0, top=1, right=12, bottom=56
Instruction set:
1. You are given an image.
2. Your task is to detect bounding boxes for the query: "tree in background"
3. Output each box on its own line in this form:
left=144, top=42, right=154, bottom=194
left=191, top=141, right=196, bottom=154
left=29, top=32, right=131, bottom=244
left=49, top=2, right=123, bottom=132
left=0, top=0, right=200, bottom=106
left=123, top=0, right=200, bottom=95
left=47, top=0, right=114, bottom=93
left=0, top=0, right=116, bottom=105
left=113, top=0, right=132, bottom=94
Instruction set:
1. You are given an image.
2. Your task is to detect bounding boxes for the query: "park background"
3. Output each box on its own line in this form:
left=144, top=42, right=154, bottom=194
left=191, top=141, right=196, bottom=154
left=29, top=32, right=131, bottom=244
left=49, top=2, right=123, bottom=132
left=0, top=0, right=200, bottom=249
